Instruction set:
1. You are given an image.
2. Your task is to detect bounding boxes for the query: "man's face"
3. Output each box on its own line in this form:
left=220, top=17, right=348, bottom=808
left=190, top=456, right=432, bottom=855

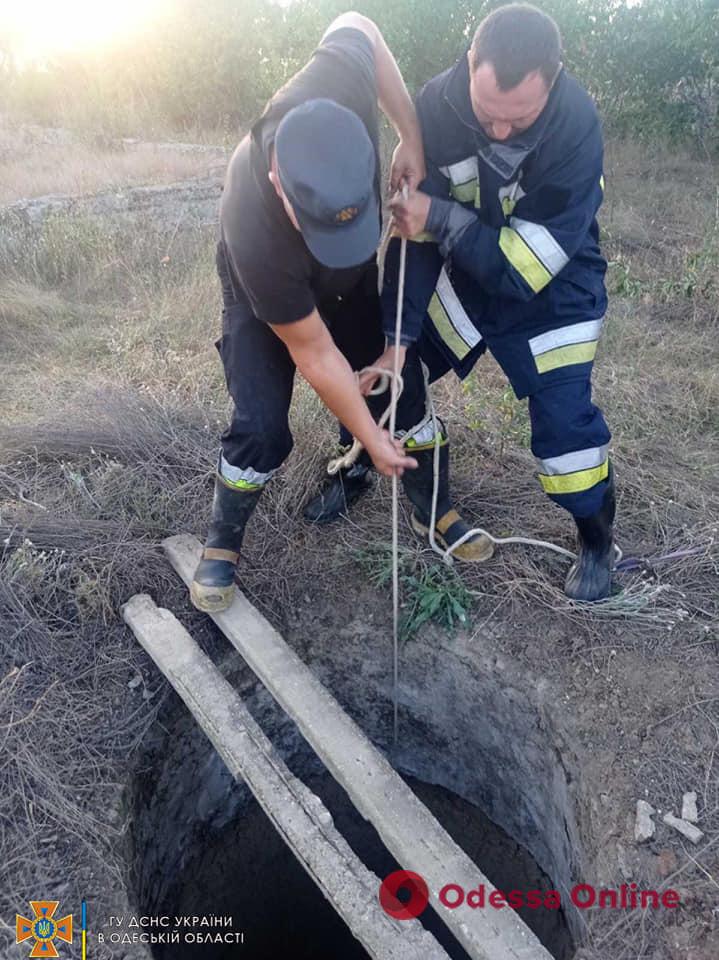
left=467, top=56, right=552, bottom=141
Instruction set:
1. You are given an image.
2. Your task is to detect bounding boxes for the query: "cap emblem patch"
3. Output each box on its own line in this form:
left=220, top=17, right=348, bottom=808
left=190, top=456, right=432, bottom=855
left=335, top=206, right=359, bottom=223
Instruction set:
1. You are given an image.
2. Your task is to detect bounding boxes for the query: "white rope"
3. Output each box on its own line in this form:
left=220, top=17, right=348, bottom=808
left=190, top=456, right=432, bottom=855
left=389, top=191, right=408, bottom=748
left=421, top=367, right=580, bottom=564
left=327, top=191, right=624, bottom=744
left=327, top=370, right=433, bottom=474
left=326, top=367, right=402, bottom=475
left=329, top=360, right=585, bottom=562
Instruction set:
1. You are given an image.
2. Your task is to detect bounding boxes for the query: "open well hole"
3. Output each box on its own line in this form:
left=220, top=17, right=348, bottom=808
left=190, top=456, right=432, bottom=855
left=131, top=627, right=586, bottom=959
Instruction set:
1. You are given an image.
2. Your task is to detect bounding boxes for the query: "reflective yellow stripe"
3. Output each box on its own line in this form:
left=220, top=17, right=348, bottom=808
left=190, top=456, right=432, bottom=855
left=499, top=226, right=552, bottom=293
left=450, top=180, right=479, bottom=204
left=534, top=341, right=598, bottom=373
left=392, top=228, right=437, bottom=243
left=499, top=180, right=525, bottom=218
left=203, top=547, right=240, bottom=563
left=511, top=218, right=568, bottom=275
left=539, top=459, right=609, bottom=495
left=219, top=475, right=263, bottom=492
left=406, top=435, right=448, bottom=451
left=428, top=292, right=472, bottom=360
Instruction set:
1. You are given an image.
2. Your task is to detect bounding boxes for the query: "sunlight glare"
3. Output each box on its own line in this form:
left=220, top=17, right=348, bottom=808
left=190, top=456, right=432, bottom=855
left=4, top=0, right=166, bottom=60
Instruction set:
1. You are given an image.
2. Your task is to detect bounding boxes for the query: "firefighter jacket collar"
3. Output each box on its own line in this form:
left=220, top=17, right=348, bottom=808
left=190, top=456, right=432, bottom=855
left=441, top=50, right=564, bottom=181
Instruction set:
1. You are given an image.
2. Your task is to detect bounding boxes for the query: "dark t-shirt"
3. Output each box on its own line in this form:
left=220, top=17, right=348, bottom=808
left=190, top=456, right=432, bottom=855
left=220, top=27, right=381, bottom=326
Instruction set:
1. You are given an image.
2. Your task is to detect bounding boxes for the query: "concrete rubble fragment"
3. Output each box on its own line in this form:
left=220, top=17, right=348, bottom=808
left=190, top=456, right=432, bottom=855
left=662, top=812, right=704, bottom=845
left=681, top=791, right=698, bottom=823
left=634, top=800, right=656, bottom=842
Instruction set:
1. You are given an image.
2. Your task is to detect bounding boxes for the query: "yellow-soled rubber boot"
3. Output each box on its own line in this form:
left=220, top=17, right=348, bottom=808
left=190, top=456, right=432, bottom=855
left=190, top=474, right=263, bottom=613
left=409, top=507, right=494, bottom=561
left=402, top=438, right=494, bottom=563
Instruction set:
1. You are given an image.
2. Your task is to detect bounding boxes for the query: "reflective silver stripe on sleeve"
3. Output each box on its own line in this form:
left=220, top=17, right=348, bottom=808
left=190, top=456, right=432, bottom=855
left=397, top=420, right=441, bottom=446
left=220, top=454, right=276, bottom=486
left=440, top=156, right=478, bottom=187
left=509, top=217, right=569, bottom=276
left=436, top=267, right=483, bottom=350
left=536, top=444, right=609, bottom=476
left=529, top=319, right=604, bottom=357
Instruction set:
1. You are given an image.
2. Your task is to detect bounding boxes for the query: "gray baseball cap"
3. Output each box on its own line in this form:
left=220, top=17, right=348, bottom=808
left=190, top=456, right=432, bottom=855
left=275, top=98, right=380, bottom=269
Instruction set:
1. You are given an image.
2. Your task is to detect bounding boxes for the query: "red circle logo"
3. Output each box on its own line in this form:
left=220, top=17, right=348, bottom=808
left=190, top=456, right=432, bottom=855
left=379, top=870, right=430, bottom=920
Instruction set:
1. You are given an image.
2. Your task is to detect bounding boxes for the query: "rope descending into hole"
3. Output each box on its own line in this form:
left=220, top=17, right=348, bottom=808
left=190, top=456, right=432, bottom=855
left=326, top=191, right=683, bottom=741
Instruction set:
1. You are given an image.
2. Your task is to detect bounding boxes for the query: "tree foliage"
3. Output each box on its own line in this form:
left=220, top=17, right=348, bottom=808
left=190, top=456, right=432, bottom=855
left=1, top=0, right=718, bottom=151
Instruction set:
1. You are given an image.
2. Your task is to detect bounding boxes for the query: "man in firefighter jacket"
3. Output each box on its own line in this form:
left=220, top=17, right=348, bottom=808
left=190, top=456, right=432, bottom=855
left=366, top=3, right=615, bottom=601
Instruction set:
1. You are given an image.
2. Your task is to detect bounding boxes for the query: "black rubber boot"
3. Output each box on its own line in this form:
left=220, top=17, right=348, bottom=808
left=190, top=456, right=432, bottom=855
left=190, top=474, right=263, bottom=613
left=402, top=439, right=494, bottom=562
left=303, top=448, right=373, bottom=524
left=564, top=463, right=616, bottom=602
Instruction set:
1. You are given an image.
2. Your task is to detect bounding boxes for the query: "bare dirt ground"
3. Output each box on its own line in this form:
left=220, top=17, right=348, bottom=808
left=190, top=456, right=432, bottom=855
left=0, top=124, right=718, bottom=959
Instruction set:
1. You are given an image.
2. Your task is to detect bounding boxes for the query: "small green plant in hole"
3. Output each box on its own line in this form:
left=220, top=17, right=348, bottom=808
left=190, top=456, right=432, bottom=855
left=355, top=543, right=473, bottom=642
left=400, top=563, right=472, bottom=641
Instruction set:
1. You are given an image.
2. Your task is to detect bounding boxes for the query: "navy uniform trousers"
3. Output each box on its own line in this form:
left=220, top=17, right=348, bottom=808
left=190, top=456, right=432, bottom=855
left=397, top=260, right=613, bottom=519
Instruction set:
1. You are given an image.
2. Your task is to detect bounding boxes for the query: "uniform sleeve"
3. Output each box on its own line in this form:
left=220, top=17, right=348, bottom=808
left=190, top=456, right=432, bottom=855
left=380, top=160, right=448, bottom=345
left=425, top=120, right=605, bottom=302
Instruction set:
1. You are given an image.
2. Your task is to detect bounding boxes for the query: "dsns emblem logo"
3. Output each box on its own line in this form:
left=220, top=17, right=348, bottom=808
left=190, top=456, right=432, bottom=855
left=16, top=901, right=73, bottom=957
left=335, top=206, right=359, bottom=223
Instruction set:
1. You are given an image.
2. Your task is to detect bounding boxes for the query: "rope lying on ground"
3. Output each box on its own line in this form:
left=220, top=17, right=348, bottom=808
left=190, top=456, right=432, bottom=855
left=344, top=361, right=708, bottom=574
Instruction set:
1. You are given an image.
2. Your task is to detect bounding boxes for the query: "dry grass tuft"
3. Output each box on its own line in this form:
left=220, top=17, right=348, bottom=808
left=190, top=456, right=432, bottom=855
left=0, top=118, right=227, bottom=205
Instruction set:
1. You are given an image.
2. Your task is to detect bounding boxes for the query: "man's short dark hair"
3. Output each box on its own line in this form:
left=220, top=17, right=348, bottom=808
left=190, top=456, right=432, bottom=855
left=470, top=4, right=562, bottom=91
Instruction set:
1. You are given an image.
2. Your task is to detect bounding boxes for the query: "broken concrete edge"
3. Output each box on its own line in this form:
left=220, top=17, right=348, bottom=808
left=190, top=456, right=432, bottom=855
left=662, top=812, right=704, bottom=846
left=0, top=178, right=222, bottom=230
left=121, top=593, right=450, bottom=960
left=634, top=796, right=705, bottom=846
left=634, top=800, right=656, bottom=843
left=681, top=791, right=698, bottom=824
left=160, top=534, right=555, bottom=960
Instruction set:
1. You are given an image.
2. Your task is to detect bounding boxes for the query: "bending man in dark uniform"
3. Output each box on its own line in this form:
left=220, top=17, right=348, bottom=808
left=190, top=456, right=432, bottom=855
left=191, top=12, right=490, bottom=613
